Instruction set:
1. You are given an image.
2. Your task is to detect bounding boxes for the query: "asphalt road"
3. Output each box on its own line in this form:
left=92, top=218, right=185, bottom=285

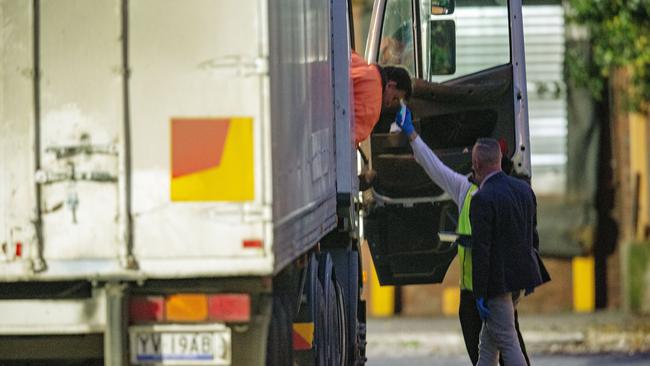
left=367, top=353, right=650, bottom=366
left=365, top=314, right=650, bottom=366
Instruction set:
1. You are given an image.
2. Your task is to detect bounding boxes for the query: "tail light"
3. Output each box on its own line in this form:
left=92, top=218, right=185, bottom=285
left=129, top=293, right=250, bottom=324
left=208, top=294, right=251, bottom=322
left=129, top=296, right=164, bottom=323
left=166, top=294, right=208, bottom=322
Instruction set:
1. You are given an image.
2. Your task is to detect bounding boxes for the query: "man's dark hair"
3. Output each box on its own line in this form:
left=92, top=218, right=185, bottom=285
left=381, top=66, right=412, bottom=100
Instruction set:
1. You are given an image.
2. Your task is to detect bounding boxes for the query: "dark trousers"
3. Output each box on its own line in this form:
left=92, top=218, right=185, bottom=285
left=459, top=290, right=530, bottom=366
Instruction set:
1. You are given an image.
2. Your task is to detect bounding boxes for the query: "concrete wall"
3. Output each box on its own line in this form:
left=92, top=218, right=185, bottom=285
left=399, top=257, right=590, bottom=316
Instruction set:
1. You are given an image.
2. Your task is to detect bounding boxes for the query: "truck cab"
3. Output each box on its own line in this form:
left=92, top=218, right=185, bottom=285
left=362, top=0, right=531, bottom=286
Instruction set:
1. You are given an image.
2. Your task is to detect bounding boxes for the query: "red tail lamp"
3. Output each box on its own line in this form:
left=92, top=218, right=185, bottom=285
left=208, top=294, right=251, bottom=322
left=129, top=296, right=165, bottom=323
left=243, top=239, right=263, bottom=249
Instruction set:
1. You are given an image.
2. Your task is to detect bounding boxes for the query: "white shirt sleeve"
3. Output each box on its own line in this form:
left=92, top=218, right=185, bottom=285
left=410, top=135, right=472, bottom=208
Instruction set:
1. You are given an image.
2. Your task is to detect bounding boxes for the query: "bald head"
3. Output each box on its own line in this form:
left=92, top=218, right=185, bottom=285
left=474, top=138, right=502, bottom=166
left=472, top=138, right=502, bottom=185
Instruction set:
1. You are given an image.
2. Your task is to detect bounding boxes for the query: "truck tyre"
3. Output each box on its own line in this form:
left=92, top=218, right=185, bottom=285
left=326, top=247, right=364, bottom=365
left=334, top=279, right=348, bottom=365
left=313, top=274, right=326, bottom=366
left=266, top=292, right=293, bottom=366
left=355, top=301, right=368, bottom=366
left=317, top=253, right=347, bottom=366
left=267, top=264, right=301, bottom=366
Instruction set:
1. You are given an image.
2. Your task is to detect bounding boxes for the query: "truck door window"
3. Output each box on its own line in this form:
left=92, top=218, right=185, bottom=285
left=379, top=0, right=416, bottom=75
left=426, top=0, right=510, bottom=82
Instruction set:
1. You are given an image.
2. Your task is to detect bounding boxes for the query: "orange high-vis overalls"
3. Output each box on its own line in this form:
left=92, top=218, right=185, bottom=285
left=351, top=51, right=383, bottom=144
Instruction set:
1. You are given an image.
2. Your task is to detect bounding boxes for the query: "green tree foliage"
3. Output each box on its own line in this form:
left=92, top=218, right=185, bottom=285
left=566, top=0, right=650, bottom=110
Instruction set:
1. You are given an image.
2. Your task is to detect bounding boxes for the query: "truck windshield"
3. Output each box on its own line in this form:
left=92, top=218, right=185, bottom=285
left=425, top=0, right=510, bottom=82
left=379, top=0, right=416, bottom=75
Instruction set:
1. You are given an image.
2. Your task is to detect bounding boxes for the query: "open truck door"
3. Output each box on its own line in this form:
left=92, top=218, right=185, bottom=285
left=363, top=0, right=531, bottom=285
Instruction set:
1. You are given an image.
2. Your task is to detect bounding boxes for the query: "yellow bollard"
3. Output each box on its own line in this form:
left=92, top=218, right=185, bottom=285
left=442, top=287, right=460, bottom=316
left=572, top=256, right=595, bottom=312
left=368, top=260, right=394, bottom=317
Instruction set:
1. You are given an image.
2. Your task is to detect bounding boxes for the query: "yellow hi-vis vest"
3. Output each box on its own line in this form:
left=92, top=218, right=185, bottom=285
left=457, top=184, right=478, bottom=291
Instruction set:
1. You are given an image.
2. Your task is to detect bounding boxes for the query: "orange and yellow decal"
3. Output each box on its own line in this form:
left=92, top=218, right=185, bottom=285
left=292, top=322, right=314, bottom=350
left=171, top=117, right=254, bottom=201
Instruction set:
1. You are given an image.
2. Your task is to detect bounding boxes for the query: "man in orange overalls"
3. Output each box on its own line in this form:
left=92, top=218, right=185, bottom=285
left=351, top=51, right=411, bottom=144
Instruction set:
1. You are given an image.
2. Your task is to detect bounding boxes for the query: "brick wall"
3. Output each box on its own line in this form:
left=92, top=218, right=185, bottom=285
left=400, top=257, right=580, bottom=316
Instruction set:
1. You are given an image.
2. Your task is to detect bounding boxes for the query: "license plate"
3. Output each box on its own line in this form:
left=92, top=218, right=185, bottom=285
left=129, top=324, right=231, bottom=365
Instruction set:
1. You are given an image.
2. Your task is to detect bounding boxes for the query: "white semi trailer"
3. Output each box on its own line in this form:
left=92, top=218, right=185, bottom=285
left=0, top=0, right=530, bottom=365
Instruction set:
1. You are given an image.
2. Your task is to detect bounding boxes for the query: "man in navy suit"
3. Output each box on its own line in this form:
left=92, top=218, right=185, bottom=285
left=469, top=138, right=550, bottom=366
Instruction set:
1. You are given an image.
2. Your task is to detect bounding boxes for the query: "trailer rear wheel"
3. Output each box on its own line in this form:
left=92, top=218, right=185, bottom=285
left=334, top=279, right=348, bottom=365
left=354, top=301, right=368, bottom=365
left=317, top=253, right=347, bottom=366
left=314, top=274, right=326, bottom=366
left=266, top=266, right=298, bottom=366
left=266, top=292, right=294, bottom=366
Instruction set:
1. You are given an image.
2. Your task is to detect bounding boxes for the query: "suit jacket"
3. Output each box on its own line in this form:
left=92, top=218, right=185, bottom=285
left=470, top=171, right=551, bottom=299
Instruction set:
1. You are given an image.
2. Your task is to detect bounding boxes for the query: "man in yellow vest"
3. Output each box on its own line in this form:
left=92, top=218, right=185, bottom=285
left=395, top=107, right=530, bottom=365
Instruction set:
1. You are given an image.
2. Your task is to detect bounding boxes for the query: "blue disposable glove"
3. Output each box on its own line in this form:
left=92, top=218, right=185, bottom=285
left=395, top=106, right=415, bottom=136
left=525, top=287, right=535, bottom=296
left=476, top=297, right=490, bottom=321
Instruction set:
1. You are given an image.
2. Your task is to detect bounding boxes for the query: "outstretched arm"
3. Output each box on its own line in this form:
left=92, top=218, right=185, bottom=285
left=395, top=107, right=471, bottom=207
left=410, top=135, right=472, bottom=207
